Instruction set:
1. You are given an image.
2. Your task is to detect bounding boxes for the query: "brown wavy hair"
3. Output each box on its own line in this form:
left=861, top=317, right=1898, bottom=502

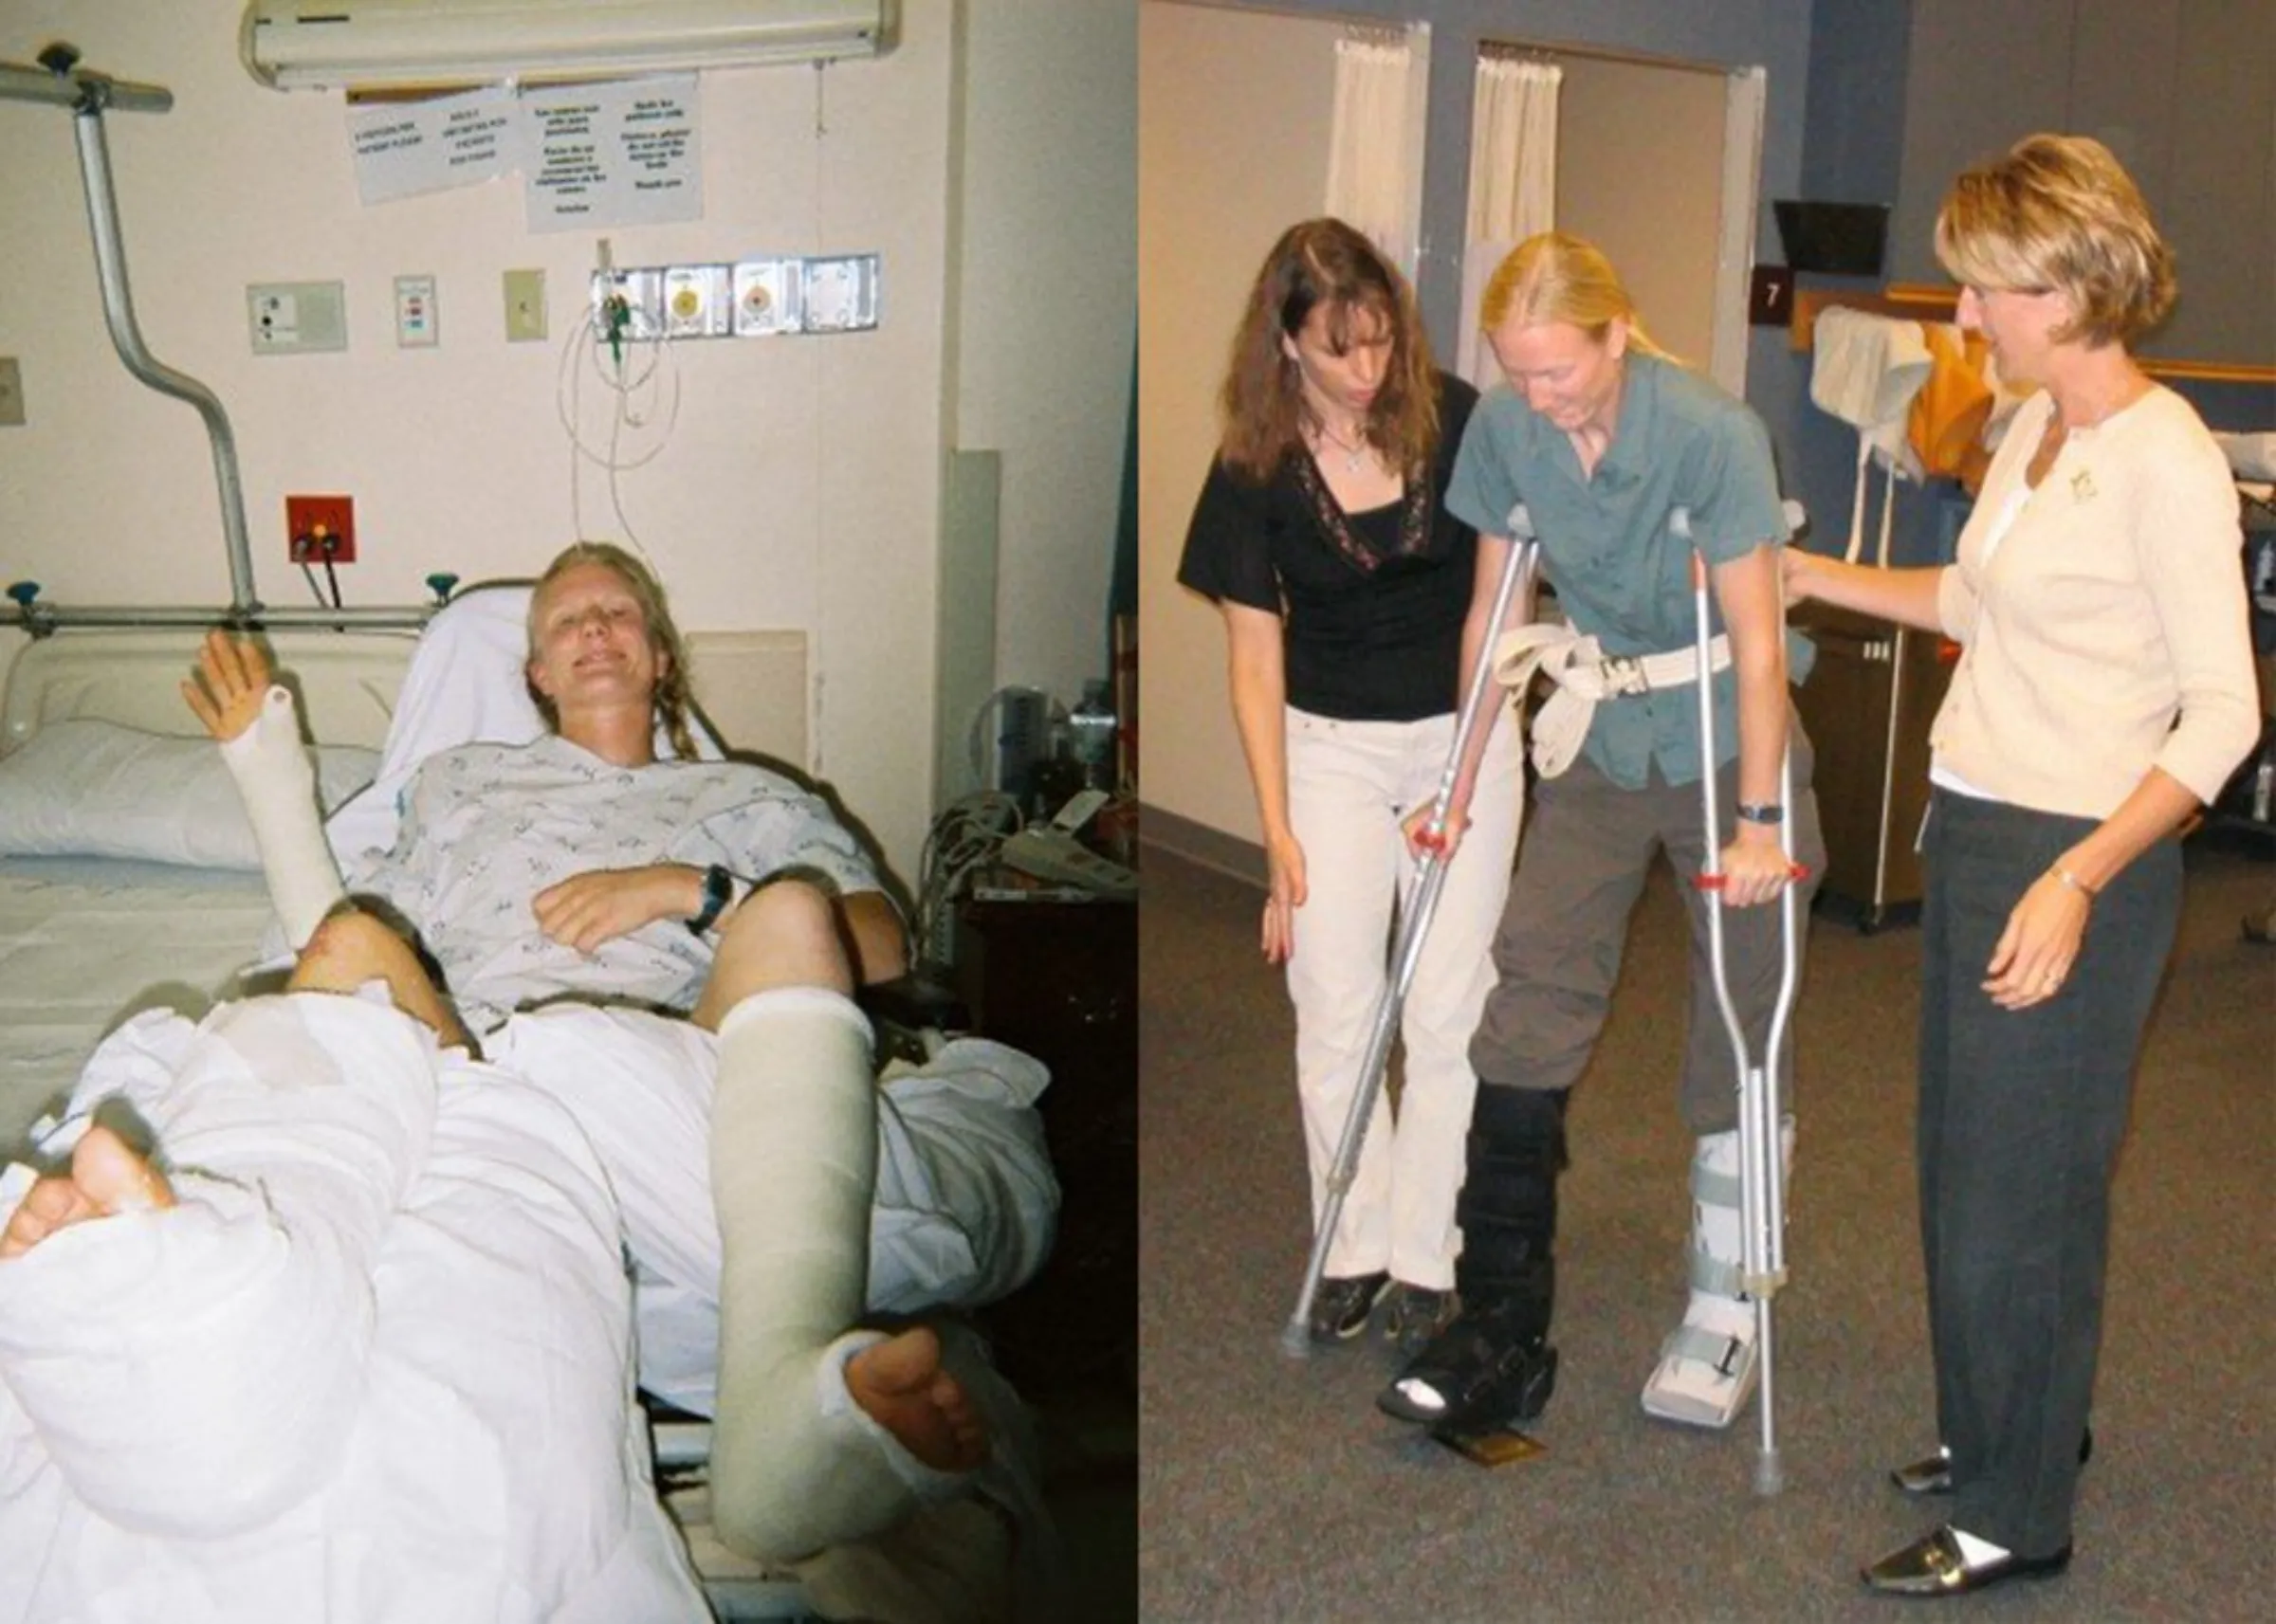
left=526, top=540, right=699, bottom=760
left=1216, top=218, right=1441, bottom=483
left=1934, top=133, right=2174, bottom=348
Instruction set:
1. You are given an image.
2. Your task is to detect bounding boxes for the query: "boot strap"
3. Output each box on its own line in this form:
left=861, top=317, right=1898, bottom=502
left=1689, top=1250, right=1746, bottom=1298
left=1659, top=1323, right=1752, bottom=1375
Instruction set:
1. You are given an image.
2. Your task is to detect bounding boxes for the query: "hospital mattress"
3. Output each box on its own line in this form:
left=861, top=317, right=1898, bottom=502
left=0, top=855, right=275, bottom=1154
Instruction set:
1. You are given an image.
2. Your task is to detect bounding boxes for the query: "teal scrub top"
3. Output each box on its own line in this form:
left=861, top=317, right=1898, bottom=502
left=1446, top=353, right=1808, bottom=789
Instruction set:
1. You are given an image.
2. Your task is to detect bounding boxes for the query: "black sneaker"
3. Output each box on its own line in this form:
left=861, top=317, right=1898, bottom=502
left=1309, top=1271, right=1392, bottom=1342
left=1383, top=1284, right=1459, bottom=1359
left=1376, top=1298, right=1557, bottom=1427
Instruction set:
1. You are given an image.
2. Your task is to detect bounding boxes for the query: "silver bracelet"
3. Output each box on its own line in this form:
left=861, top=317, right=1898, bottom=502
left=2048, top=864, right=2098, bottom=900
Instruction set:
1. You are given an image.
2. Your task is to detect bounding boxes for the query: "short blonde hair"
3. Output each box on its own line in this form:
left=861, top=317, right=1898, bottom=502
left=1478, top=231, right=1675, bottom=361
left=1934, top=133, right=2175, bottom=347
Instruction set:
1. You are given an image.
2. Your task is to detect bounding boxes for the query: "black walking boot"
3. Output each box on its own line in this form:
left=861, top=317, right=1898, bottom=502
left=1377, top=1086, right=1567, bottom=1430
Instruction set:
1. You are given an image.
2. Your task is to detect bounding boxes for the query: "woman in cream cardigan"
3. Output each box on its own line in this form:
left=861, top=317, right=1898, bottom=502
left=1786, top=134, right=2257, bottom=1599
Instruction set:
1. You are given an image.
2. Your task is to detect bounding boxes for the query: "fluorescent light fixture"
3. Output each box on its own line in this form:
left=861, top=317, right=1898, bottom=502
left=241, top=0, right=899, bottom=91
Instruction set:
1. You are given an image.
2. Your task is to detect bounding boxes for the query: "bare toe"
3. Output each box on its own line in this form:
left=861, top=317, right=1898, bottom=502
left=847, top=1326, right=992, bottom=1473
left=71, top=1124, right=174, bottom=1215
left=1, top=1176, right=98, bottom=1258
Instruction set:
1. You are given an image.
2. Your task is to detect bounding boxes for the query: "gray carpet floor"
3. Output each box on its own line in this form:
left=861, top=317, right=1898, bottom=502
left=1138, top=838, right=2275, bottom=1622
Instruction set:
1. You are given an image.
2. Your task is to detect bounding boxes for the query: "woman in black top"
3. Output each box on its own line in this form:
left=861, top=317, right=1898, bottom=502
left=1178, top=219, right=1526, bottom=1355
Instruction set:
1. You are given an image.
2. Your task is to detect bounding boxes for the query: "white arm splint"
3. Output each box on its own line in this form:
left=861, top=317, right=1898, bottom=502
left=220, top=685, right=350, bottom=949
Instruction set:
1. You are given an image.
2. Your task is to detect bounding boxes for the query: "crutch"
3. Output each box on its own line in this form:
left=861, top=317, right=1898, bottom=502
left=1280, top=507, right=1541, bottom=1359
left=1675, top=504, right=1806, bottom=1493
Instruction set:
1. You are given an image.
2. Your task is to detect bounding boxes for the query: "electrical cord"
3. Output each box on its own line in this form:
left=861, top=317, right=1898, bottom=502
left=912, top=792, right=1024, bottom=973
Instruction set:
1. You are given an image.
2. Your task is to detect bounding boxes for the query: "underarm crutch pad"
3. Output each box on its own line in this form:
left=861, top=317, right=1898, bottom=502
left=220, top=686, right=349, bottom=949
left=706, top=987, right=968, bottom=1561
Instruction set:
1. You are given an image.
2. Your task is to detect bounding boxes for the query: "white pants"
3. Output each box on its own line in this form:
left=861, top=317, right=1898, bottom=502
left=488, top=1004, right=1060, bottom=1416
left=1284, top=705, right=1524, bottom=1287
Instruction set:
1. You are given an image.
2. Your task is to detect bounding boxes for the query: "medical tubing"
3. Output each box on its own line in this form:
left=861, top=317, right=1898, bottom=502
left=1280, top=528, right=1538, bottom=1358
left=70, top=99, right=256, bottom=613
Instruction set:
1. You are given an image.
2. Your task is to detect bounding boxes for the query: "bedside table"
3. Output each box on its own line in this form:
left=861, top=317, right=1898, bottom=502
left=955, top=880, right=1135, bottom=1393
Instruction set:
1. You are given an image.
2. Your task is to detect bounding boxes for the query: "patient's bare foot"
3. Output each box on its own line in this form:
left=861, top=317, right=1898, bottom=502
left=0, top=1124, right=175, bottom=1259
left=845, top=1325, right=990, bottom=1474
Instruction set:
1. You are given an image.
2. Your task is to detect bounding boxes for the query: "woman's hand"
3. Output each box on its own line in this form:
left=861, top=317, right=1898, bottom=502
left=1716, top=824, right=1797, bottom=908
left=1260, top=830, right=1308, bottom=965
left=1401, top=800, right=1469, bottom=862
left=180, top=630, right=275, bottom=743
left=1982, top=870, right=2090, bottom=1010
left=534, top=864, right=704, bottom=955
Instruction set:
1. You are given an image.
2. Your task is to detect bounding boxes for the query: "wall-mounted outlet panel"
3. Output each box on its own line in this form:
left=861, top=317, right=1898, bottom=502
left=802, top=255, right=880, bottom=333
left=504, top=268, right=548, bottom=342
left=285, top=494, right=357, bottom=563
left=732, top=259, right=802, bottom=336
left=248, top=282, right=348, bottom=355
left=587, top=255, right=881, bottom=340
left=663, top=264, right=732, bottom=338
left=0, top=356, right=23, bottom=427
left=394, top=274, right=439, bottom=347
left=590, top=267, right=665, bottom=342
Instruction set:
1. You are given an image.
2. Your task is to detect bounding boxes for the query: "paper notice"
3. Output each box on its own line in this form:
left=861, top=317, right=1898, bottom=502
left=348, top=85, right=517, bottom=206
left=523, top=74, right=703, bottom=233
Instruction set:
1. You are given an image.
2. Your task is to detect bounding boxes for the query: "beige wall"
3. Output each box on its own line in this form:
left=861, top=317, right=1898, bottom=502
left=951, top=0, right=1136, bottom=743
left=1554, top=55, right=1727, bottom=374
left=1136, top=0, right=1341, bottom=848
left=0, top=0, right=1134, bottom=883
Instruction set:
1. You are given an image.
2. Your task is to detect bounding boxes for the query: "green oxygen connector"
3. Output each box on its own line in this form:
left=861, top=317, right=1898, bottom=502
left=605, top=294, right=632, bottom=367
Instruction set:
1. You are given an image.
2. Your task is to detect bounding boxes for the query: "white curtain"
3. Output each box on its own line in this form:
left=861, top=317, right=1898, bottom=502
left=1708, top=66, right=1768, bottom=399
left=1323, top=29, right=1429, bottom=278
left=1457, top=56, right=1560, bottom=386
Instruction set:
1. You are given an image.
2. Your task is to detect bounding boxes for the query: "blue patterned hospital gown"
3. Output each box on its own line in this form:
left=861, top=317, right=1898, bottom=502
left=347, top=735, right=881, bottom=1035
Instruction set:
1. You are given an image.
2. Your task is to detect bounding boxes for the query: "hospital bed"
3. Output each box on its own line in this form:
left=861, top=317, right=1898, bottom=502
left=0, top=609, right=849, bottom=1621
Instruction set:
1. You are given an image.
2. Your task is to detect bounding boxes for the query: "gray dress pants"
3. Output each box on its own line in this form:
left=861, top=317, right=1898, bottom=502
left=1918, top=787, right=2181, bottom=1559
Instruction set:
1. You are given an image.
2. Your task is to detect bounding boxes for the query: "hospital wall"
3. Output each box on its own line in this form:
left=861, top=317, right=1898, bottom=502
left=0, top=1, right=1137, bottom=887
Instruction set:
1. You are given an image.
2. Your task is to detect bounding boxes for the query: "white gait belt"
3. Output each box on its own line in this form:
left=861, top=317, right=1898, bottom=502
left=1492, top=622, right=1731, bottom=778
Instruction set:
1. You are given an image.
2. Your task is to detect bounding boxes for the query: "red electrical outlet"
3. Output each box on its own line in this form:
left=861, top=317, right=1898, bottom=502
left=284, top=494, right=357, bottom=563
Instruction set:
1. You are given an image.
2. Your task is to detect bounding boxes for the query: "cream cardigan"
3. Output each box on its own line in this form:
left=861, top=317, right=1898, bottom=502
left=1931, top=385, right=2258, bottom=818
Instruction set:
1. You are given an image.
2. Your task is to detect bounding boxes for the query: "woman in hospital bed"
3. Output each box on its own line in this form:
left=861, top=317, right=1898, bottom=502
left=0, top=542, right=1057, bottom=1616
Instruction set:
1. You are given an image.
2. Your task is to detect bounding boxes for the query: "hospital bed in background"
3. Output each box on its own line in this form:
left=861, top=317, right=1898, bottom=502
left=0, top=608, right=853, bottom=1622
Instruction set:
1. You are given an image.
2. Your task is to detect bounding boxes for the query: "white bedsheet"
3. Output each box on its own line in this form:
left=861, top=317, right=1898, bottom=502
left=0, top=858, right=274, bottom=1155
left=0, top=992, right=708, bottom=1623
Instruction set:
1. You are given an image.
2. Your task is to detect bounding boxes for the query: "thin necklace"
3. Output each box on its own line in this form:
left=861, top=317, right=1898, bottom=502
left=1314, top=420, right=1369, bottom=474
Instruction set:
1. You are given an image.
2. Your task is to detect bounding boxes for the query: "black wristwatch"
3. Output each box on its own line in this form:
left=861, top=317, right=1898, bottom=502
left=1735, top=802, right=1785, bottom=826
left=688, top=863, right=737, bottom=936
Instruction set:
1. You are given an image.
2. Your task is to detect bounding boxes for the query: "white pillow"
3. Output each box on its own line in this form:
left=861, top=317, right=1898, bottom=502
left=0, top=719, right=378, bottom=870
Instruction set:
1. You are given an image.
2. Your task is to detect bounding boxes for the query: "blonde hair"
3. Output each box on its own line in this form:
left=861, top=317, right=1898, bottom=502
left=1934, top=133, right=2174, bottom=347
left=1478, top=231, right=1676, bottom=361
left=1217, top=218, right=1442, bottom=483
left=526, top=541, right=699, bottom=760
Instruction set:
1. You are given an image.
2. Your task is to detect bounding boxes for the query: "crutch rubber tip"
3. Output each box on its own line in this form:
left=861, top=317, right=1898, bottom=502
left=1279, top=1322, right=1314, bottom=1359
left=1753, top=1451, right=1785, bottom=1497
